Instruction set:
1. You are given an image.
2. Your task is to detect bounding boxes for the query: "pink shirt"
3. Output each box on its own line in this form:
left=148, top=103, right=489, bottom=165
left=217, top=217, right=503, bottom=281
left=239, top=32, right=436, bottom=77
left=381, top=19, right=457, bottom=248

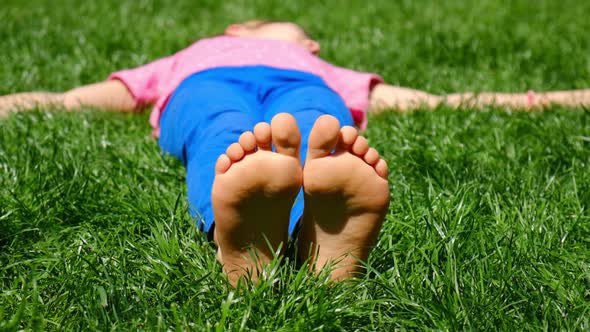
left=109, top=36, right=382, bottom=136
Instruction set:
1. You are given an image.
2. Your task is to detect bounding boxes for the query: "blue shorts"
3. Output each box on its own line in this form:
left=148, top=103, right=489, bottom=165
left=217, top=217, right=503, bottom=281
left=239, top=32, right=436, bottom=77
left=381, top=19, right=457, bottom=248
left=158, top=66, right=354, bottom=237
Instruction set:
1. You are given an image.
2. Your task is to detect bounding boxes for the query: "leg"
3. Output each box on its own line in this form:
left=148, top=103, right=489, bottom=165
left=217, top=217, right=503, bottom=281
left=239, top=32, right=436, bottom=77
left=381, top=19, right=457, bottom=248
left=263, top=83, right=390, bottom=280
left=159, top=78, right=261, bottom=232
left=160, top=77, right=300, bottom=286
left=212, top=114, right=302, bottom=286
left=263, top=84, right=357, bottom=236
left=302, top=116, right=390, bottom=280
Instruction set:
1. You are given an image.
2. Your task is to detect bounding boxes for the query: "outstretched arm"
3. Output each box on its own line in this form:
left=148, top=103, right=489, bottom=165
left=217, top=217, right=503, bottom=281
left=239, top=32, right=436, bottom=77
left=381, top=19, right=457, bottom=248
left=368, top=84, right=442, bottom=112
left=0, top=80, right=138, bottom=118
left=369, top=83, right=590, bottom=113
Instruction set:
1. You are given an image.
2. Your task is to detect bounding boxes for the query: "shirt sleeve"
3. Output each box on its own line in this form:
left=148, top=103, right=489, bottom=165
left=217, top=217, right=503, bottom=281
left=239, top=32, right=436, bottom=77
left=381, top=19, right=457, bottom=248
left=108, top=54, right=177, bottom=107
left=327, top=65, right=383, bottom=129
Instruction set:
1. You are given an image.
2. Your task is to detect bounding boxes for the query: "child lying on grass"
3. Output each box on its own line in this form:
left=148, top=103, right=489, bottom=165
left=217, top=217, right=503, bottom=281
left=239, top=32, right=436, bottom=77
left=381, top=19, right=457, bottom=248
left=1, top=20, right=589, bottom=286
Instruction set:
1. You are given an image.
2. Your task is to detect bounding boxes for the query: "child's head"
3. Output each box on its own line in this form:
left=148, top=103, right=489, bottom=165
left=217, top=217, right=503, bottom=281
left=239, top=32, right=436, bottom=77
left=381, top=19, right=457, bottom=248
left=224, top=20, right=320, bottom=55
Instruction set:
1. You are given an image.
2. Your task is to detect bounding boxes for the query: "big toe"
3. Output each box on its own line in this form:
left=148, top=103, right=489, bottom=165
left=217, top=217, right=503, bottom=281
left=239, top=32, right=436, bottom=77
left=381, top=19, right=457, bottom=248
left=306, top=115, right=341, bottom=160
left=271, top=113, right=301, bottom=158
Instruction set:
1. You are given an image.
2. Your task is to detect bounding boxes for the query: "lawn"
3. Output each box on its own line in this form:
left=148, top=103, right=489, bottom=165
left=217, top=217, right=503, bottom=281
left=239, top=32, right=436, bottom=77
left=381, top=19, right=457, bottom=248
left=1, top=0, right=589, bottom=330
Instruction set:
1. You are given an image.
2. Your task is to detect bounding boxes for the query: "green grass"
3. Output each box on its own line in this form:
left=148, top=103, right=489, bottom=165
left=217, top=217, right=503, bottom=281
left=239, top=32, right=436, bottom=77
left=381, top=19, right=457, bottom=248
left=1, top=0, right=590, bottom=330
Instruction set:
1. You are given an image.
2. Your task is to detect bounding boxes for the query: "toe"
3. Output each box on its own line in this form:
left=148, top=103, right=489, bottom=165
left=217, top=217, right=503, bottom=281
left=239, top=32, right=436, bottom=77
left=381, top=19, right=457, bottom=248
left=271, top=113, right=301, bottom=158
left=338, top=126, right=358, bottom=150
left=374, top=159, right=389, bottom=179
left=238, top=131, right=257, bottom=153
left=306, top=115, right=341, bottom=160
left=351, top=136, right=370, bottom=157
left=253, top=122, right=272, bottom=151
left=363, top=148, right=380, bottom=166
left=226, top=142, right=245, bottom=161
left=215, top=154, right=232, bottom=175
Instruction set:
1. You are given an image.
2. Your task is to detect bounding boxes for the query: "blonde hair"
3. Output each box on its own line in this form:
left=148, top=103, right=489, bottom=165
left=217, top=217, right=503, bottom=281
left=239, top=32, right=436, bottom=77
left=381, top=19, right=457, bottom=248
left=238, top=20, right=312, bottom=38
left=240, top=20, right=275, bottom=29
left=212, top=20, right=312, bottom=41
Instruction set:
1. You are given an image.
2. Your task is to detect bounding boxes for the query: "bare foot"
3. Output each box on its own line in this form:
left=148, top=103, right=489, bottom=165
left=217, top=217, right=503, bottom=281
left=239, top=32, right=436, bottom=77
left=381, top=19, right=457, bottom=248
left=212, top=113, right=303, bottom=286
left=299, top=115, right=390, bottom=280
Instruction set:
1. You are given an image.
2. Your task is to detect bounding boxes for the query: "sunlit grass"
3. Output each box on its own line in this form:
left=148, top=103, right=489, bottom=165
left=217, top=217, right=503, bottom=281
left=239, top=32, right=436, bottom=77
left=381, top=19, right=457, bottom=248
left=1, top=0, right=589, bottom=330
